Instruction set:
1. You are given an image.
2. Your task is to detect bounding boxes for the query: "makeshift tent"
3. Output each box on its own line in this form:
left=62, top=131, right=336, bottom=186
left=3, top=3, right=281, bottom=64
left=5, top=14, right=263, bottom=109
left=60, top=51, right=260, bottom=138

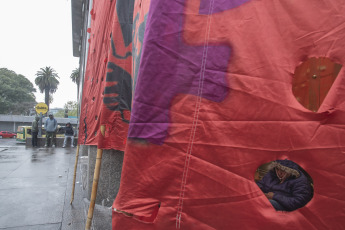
left=78, top=0, right=135, bottom=228
left=112, top=0, right=345, bottom=229
left=78, top=0, right=116, bottom=146
left=79, top=0, right=134, bottom=150
left=97, top=0, right=134, bottom=151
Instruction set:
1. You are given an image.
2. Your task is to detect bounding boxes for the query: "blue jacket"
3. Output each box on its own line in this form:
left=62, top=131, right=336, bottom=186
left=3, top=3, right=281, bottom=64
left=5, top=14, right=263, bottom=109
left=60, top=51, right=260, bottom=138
left=256, top=160, right=313, bottom=211
left=45, top=117, right=57, bottom=132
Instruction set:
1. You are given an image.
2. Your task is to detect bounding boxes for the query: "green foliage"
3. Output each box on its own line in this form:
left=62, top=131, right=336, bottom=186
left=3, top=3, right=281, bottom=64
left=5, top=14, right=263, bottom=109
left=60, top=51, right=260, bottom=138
left=54, top=109, right=65, bottom=118
left=70, top=67, right=80, bottom=96
left=64, top=101, right=78, bottom=117
left=70, top=68, right=80, bottom=85
left=0, top=68, right=37, bottom=115
left=35, top=66, right=59, bottom=109
left=64, top=101, right=78, bottom=111
left=54, top=101, right=78, bottom=118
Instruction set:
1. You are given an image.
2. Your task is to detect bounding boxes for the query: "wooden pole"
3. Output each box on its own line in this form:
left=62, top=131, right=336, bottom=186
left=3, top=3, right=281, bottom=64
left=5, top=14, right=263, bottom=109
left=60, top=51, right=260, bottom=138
left=70, top=144, right=80, bottom=204
left=85, top=148, right=103, bottom=230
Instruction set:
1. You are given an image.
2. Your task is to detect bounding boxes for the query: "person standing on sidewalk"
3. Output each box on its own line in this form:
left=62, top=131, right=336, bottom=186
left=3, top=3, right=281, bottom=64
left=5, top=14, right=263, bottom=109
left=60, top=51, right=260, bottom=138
left=45, top=113, right=57, bottom=147
left=31, top=116, right=40, bottom=147
left=62, top=122, right=75, bottom=147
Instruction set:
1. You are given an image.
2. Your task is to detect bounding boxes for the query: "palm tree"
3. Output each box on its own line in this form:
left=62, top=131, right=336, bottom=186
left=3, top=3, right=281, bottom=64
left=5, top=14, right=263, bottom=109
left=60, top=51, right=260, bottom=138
left=70, top=68, right=80, bottom=97
left=35, top=66, right=59, bottom=110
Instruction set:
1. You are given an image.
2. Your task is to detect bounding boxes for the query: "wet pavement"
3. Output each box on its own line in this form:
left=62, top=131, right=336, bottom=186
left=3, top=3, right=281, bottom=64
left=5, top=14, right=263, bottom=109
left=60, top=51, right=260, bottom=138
left=0, top=139, right=111, bottom=230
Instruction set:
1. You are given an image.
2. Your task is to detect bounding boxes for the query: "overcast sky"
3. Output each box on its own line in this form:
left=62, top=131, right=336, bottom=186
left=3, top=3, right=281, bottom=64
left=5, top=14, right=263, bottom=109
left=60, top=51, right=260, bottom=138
left=0, top=0, right=79, bottom=108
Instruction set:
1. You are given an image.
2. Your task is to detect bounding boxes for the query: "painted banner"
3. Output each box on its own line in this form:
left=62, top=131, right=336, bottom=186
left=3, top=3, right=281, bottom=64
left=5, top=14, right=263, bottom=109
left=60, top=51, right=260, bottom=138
left=78, top=0, right=116, bottom=145
left=79, top=0, right=134, bottom=151
left=112, top=0, right=345, bottom=229
left=97, top=0, right=135, bottom=151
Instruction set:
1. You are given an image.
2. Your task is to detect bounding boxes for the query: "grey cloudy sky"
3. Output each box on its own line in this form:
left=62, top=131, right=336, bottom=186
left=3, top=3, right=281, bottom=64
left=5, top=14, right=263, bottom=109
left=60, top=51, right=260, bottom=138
left=0, top=0, right=79, bottom=108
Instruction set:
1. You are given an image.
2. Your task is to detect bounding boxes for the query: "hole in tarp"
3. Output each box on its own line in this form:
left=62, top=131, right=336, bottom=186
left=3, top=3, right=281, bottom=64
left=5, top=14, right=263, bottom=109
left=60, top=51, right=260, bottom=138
left=255, top=159, right=313, bottom=212
left=292, top=57, right=342, bottom=112
left=114, top=203, right=160, bottom=223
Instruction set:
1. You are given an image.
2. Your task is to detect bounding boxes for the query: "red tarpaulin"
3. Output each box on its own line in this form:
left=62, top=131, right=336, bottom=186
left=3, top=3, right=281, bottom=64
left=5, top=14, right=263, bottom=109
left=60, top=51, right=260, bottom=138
left=79, top=0, right=133, bottom=150
left=78, top=0, right=116, bottom=145
left=112, top=0, right=345, bottom=229
left=97, top=0, right=134, bottom=151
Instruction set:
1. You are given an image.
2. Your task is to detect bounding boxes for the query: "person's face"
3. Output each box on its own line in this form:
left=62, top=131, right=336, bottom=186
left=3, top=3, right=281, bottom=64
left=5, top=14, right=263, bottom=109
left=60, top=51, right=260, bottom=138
left=276, top=168, right=287, bottom=179
left=49, top=115, right=53, bottom=119
left=276, top=168, right=290, bottom=181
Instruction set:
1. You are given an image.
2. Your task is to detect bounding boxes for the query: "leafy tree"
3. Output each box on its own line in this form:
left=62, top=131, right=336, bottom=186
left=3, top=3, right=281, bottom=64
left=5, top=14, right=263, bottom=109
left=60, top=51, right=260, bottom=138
left=54, top=110, right=65, bottom=118
left=35, top=66, right=59, bottom=110
left=54, top=101, right=78, bottom=118
left=70, top=68, right=80, bottom=96
left=0, top=68, right=37, bottom=115
left=64, top=101, right=78, bottom=117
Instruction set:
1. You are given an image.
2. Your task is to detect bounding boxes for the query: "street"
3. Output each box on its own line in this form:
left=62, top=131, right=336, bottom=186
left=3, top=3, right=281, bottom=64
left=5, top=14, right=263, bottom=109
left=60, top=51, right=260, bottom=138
left=0, top=139, right=111, bottom=230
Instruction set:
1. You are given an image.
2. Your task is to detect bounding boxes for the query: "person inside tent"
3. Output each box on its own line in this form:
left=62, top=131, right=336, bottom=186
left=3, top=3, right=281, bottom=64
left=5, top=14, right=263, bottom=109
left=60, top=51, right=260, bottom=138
left=256, top=159, right=313, bottom=211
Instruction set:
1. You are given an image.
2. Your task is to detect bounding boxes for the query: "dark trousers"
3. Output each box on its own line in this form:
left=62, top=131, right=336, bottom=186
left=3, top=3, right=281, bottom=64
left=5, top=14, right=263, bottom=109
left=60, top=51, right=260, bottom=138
left=32, top=131, right=38, bottom=147
left=45, top=132, right=56, bottom=146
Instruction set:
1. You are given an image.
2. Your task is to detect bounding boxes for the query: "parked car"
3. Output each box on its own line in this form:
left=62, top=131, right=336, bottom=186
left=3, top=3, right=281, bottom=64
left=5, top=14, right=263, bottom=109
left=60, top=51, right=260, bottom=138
left=0, top=131, right=17, bottom=138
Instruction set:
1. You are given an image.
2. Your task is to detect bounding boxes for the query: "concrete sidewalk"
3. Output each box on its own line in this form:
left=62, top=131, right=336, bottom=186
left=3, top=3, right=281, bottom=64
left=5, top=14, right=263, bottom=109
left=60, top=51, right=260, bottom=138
left=0, top=139, right=111, bottom=230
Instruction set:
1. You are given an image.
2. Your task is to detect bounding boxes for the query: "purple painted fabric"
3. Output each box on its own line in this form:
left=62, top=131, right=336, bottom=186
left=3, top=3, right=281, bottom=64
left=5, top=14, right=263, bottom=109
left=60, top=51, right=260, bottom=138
left=199, top=0, right=249, bottom=14
left=129, top=0, right=233, bottom=144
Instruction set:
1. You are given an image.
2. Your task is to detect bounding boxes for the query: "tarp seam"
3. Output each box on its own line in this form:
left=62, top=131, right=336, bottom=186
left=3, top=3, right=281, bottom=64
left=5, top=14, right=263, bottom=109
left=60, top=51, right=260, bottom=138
left=176, top=0, right=215, bottom=228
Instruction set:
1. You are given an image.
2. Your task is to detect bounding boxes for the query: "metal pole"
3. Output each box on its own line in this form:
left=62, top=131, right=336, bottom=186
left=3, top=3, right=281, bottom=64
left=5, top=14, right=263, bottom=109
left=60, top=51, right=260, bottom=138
left=70, top=145, right=80, bottom=204
left=85, top=148, right=103, bottom=230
